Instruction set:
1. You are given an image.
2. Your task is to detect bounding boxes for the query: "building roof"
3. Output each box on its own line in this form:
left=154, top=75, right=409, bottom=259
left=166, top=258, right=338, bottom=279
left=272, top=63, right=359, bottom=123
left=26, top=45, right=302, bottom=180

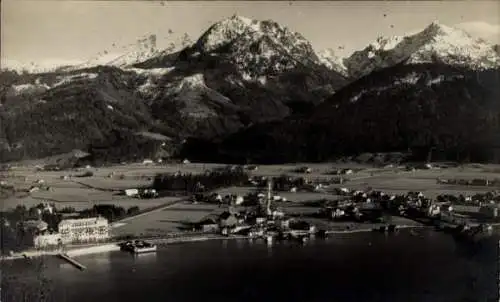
left=58, top=216, right=108, bottom=226
left=199, top=218, right=218, bottom=225
left=219, top=211, right=236, bottom=220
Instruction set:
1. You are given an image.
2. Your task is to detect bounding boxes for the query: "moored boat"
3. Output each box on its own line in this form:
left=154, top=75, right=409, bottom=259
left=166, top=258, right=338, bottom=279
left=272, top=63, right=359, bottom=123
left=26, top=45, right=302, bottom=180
left=120, top=240, right=157, bottom=254
left=132, top=241, right=157, bottom=254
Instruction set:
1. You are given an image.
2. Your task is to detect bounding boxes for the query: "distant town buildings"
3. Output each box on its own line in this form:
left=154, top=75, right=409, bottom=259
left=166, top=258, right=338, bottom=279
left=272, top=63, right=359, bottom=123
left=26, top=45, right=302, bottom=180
left=58, top=217, right=110, bottom=244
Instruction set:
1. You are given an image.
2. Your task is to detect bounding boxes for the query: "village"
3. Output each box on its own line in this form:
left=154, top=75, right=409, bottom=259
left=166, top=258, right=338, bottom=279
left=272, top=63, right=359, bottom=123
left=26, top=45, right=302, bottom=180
left=2, top=159, right=500, bottom=259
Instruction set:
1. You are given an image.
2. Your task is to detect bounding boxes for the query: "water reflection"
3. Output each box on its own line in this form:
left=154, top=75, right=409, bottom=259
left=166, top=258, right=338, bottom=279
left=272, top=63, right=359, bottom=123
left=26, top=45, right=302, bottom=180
left=235, top=238, right=246, bottom=250
left=58, top=262, right=76, bottom=271
left=90, top=252, right=112, bottom=271
left=133, top=252, right=158, bottom=264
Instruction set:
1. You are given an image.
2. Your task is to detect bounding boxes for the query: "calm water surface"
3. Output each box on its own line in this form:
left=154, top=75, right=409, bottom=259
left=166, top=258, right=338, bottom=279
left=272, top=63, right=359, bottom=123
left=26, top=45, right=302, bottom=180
left=2, top=230, right=498, bottom=302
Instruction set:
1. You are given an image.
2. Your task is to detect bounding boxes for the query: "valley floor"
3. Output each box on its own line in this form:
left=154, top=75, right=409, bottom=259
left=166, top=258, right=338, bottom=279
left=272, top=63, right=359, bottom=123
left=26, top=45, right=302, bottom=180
left=3, top=161, right=500, bottom=237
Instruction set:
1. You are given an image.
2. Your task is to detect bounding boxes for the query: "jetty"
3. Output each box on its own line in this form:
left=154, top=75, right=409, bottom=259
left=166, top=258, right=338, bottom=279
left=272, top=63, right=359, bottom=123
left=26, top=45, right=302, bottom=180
left=58, top=253, right=87, bottom=271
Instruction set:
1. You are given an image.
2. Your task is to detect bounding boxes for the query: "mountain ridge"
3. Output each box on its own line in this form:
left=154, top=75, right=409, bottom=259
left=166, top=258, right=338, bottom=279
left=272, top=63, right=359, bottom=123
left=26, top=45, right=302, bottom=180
left=0, top=15, right=347, bottom=163
left=2, top=18, right=500, bottom=164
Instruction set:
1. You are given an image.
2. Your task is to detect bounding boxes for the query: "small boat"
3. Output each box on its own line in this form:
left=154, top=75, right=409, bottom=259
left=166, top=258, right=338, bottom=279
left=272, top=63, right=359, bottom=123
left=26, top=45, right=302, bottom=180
left=120, top=240, right=157, bottom=254
left=132, top=241, right=157, bottom=254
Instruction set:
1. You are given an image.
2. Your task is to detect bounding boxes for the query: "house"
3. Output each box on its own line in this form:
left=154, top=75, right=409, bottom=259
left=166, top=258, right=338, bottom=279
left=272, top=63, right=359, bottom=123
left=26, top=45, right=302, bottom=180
left=272, top=210, right=285, bottom=219
left=428, top=204, right=441, bottom=217
left=29, top=186, right=40, bottom=193
left=234, top=195, right=244, bottom=205
left=140, top=188, right=158, bottom=199
left=197, top=216, right=219, bottom=232
left=219, top=211, right=238, bottom=228
left=279, top=218, right=293, bottom=228
left=124, top=189, right=139, bottom=197
left=342, top=169, right=354, bottom=175
left=142, top=159, right=154, bottom=165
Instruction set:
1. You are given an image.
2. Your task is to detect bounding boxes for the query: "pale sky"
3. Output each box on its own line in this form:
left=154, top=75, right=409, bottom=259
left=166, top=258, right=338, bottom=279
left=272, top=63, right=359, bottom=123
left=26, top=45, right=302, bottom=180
left=2, top=1, right=499, bottom=67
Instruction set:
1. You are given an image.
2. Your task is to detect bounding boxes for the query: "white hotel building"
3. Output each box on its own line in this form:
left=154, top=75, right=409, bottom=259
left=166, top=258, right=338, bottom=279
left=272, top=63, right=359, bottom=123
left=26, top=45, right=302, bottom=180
left=58, top=216, right=110, bottom=244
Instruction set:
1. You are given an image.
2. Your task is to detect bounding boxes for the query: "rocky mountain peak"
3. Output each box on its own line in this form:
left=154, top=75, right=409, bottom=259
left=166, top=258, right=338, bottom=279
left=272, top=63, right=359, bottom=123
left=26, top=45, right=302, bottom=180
left=344, top=21, right=500, bottom=78
left=193, top=15, right=321, bottom=79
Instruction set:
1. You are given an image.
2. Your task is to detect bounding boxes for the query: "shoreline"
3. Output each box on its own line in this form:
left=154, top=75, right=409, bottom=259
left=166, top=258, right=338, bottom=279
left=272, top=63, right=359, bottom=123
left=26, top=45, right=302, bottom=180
left=0, top=224, right=433, bottom=261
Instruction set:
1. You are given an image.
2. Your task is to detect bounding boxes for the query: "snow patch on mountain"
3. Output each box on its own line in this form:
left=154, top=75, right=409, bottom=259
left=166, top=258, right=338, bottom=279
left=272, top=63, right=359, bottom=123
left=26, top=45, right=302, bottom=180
left=133, top=67, right=176, bottom=96
left=395, top=72, right=420, bottom=85
left=128, top=67, right=175, bottom=76
left=177, top=73, right=205, bottom=91
left=349, top=72, right=466, bottom=103
left=52, top=73, right=99, bottom=88
left=10, top=84, right=49, bottom=95
left=345, top=21, right=500, bottom=78
left=315, top=48, right=348, bottom=76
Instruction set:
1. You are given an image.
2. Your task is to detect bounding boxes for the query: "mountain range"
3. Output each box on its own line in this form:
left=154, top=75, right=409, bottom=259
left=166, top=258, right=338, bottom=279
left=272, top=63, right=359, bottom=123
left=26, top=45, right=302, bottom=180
left=1, top=16, right=499, bottom=164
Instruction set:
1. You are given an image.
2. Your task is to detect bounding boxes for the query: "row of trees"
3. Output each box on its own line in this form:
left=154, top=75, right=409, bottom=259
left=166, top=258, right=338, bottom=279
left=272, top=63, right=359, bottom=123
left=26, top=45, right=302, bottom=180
left=79, top=205, right=140, bottom=222
left=152, top=168, right=249, bottom=192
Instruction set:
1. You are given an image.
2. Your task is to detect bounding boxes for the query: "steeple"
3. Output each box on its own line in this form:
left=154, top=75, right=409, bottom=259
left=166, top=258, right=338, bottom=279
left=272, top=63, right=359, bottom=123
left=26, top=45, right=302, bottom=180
left=266, top=178, right=272, bottom=216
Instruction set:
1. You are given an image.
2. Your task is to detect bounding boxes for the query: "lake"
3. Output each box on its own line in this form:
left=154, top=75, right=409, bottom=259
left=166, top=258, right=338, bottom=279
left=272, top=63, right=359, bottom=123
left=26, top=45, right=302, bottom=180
left=1, top=230, right=498, bottom=302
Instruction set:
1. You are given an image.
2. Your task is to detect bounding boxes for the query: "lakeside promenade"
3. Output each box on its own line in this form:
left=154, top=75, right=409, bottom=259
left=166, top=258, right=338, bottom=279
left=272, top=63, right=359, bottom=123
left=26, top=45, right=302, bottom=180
left=0, top=223, right=437, bottom=261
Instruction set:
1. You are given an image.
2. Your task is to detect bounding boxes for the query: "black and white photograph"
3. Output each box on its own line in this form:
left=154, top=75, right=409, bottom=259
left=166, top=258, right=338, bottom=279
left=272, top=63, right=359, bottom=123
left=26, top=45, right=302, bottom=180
left=1, top=0, right=500, bottom=301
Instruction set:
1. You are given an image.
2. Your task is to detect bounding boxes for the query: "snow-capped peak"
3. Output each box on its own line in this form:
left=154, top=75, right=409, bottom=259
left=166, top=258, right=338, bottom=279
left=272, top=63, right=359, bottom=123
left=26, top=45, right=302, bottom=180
left=194, top=15, right=320, bottom=79
left=61, top=33, right=193, bottom=72
left=1, top=59, right=83, bottom=74
left=344, top=21, right=500, bottom=78
left=66, top=34, right=162, bottom=71
left=195, top=15, right=263, bottom=53
left=315, top=48, right=348, bottom=76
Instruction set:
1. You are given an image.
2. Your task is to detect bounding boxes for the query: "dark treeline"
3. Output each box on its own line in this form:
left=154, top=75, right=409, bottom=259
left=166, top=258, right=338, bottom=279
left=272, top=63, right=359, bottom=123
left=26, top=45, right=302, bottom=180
left=1, top=204, right=63, bottom=253
left=80, top=204, right=140, bottom=222
left=152, top=167, right=249, bottom=193
left=258, top=174, right=307, bottom=191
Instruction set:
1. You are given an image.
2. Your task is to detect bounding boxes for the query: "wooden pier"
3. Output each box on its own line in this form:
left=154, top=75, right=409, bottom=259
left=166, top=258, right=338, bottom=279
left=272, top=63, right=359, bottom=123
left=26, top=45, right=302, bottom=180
left=498, top=240, right=500, bottom=302
left=58, top=253, right=87, bottom=271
